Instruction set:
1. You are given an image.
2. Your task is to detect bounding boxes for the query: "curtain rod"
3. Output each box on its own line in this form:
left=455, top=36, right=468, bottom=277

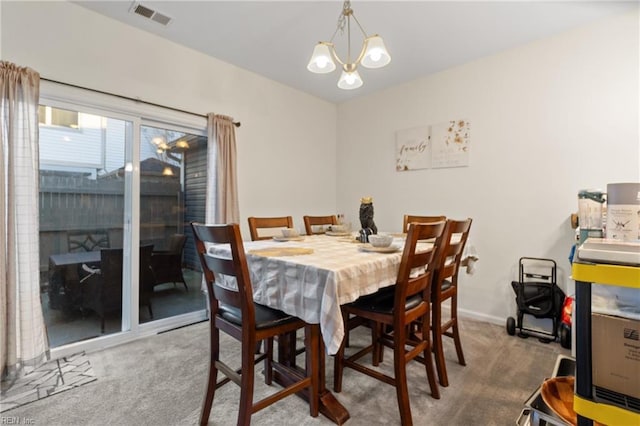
left=41, top=77, right=241, bottom=127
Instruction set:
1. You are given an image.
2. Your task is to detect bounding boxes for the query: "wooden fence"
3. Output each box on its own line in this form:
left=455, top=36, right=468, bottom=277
left=39, top=173, right=186, bottom=285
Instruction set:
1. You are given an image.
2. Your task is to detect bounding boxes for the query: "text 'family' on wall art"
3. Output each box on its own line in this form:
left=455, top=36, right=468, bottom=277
left=395, top=119, right=470, bottom=171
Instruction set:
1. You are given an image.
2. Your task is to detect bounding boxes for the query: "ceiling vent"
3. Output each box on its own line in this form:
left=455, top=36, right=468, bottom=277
left=130, top=2, right=172, bottom=26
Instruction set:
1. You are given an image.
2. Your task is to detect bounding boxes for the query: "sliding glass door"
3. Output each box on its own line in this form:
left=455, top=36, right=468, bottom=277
left=138, top=124, right=207, bottom=324
left=38, top=96, right=208, bottom=353
left=39, top=104, right=131, bottom=346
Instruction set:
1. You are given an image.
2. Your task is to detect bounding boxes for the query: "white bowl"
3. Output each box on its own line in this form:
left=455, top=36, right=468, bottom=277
left=281, top=228, right=299, bottom=238
left=368, top=234, right=393, bottom=247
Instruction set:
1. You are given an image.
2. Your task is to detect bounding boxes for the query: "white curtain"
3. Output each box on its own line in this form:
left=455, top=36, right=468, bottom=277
left=0, top=61, right=48, bottom=381
left=205, top=113, right=240, bottom=225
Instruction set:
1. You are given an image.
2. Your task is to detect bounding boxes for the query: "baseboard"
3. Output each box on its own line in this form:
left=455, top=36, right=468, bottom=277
left=49, top=310, right=207, bottom=359
left=451, top=306, right=506, bottom=327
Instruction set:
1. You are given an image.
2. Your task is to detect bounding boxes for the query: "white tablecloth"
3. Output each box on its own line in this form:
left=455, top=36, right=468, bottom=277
left=207, top=234, right=406, bottom=355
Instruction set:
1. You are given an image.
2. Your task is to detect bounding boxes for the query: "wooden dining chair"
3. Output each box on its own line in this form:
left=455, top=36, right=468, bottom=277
left=303, top=215, right=337, bottom=235
left=191, top=222, right=320, bottom=426
left=333, top=221, right=447, bottom=426
left=431, top=218, right=473, bottom=387
left=247, top=216, right=294, bottom=241
left=402, top=215, right=447, bottom=232
left=248, top=216, right=301, bottom=359
left=342, top=213, right=447, bottom=349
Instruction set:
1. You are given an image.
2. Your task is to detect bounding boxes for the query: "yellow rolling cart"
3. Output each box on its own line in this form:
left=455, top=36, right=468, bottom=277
left=571, top=261, right=640, bottom=426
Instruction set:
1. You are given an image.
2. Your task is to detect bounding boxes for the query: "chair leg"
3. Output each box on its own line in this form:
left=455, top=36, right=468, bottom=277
left=393, top=326, right=413, bottom=426
left=178, top=267, right=188, bottom=291
left=451, top=296, right=466, bottom=366
left=237, top=338, right=256, bottom=426
left=432, top=301, right=448, bottom=387
left=173, top=268, right=188, bottom=292
left=172, top=276, right=188, bottom=292
left=200, top=327, right=220, bottom=426
left=264, top=337, right=273, bottom=385
left=423, top=344, right=441, bottom=400
left=452, top=321, right=465, bottom=365
left=372, top=322, right=383, bottom=366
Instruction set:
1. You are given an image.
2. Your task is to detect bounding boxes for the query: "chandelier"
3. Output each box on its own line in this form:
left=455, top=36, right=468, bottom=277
left=307, top=0, right=391, bottom=90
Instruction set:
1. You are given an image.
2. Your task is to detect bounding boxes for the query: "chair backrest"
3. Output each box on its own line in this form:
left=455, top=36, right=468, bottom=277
left=191, top=222, right=256, bottom=324
left=68, top=229, right=110, bottom=252
left=402, top=215, right=447, bottom=233
left=167, top=234, right=187, bottom=254
left=247, top=216, right=294, bottom=241
left=139, top=244, right=155, bottom=293
left=394, top=221, right=447, bottom=317
left=98, top=244, right=155, bottom=304
left=303, top=215, right=338, bottom=235
left=433, top=218, right=473, bottom=291
left=99, top=248, right=124, bottom=308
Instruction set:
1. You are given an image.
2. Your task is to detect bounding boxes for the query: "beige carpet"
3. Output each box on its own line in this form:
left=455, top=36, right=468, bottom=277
left=1, top=352, right=96, bottom=413
left=2, top=317, right=570, bottom=425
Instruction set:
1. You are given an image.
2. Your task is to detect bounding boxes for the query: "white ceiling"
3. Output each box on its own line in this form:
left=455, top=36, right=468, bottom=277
left=74, top=1, right=637, bottom=104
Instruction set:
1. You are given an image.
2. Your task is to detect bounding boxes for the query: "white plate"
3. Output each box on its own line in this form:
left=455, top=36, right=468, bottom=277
left=359, top=244, right=401, bottom=253
left=326, top=231, right=351, bottom=237
left=272, top=236, right=305, bottom=242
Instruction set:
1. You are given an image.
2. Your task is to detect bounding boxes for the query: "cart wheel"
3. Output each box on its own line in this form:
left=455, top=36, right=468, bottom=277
left=560, top=324, right=571, bottom=349
left=506, top=317, right=516, bottom=335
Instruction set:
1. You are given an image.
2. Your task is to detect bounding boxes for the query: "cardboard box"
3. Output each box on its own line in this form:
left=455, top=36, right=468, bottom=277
left=592, top=313, right=640, bottom=400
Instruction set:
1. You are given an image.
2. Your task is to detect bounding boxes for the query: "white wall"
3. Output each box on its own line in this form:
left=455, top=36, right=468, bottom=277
left=336, top=9, right=639, bottom=324
left=2, top=2, right=638, bottom=324
left=1, top=1, right=337, bottom=238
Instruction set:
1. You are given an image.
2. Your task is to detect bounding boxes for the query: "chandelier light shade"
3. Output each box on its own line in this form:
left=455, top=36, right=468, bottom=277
left=338, top=69, right=363, bottom=90
left=175, top=140, right=190, bottom=150
left=360, top=35, right=391, bottom=69
left=307, top=0, right=390, bottom=90
left=307, top=43, right=337, bottom=74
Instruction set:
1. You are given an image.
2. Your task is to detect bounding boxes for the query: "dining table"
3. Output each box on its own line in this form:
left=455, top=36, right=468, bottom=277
left=207, top=232, right=411, bottom=424
left=48, top=250, right=101, bottom=311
